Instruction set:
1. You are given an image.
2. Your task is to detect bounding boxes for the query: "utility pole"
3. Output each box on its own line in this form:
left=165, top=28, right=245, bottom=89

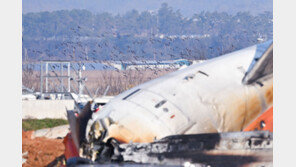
left=78, top=62, right=85, bottom=98
left=85, top=47, right=89, bottom=61
left=73, top=47, right=75, bottom=62
left=24, top=48, right=28, bottom=63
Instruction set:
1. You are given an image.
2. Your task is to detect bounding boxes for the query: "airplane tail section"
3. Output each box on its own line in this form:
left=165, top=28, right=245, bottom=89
left=243, top=40, right=273, bottom=84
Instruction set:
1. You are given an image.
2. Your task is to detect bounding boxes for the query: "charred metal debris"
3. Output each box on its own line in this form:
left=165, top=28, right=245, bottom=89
left=67, top=105, right=273, bottom=167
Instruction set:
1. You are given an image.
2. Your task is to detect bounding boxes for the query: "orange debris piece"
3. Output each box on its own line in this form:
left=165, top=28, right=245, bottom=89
left=63, top=133, right=79, bottom=160
left=244, top=106, right=273, bottom=132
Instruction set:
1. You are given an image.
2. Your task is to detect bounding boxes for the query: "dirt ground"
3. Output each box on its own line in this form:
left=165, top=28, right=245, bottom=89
left=22, top=130, right=65, bottom=167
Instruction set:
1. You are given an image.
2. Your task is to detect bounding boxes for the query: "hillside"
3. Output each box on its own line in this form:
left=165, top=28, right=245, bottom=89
left=23, top=0, right=272, bottom=16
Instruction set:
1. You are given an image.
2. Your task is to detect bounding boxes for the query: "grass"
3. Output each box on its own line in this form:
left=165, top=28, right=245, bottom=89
left=22, top=118, right=68, bottom=131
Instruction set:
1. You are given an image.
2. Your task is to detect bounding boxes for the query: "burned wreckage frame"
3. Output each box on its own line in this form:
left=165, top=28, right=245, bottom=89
left=63, top=41, right=273, bottom=167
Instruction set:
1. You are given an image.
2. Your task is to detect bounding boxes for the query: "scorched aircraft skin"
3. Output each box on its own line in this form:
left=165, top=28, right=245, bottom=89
left=83, top=41, right=273, bottom=144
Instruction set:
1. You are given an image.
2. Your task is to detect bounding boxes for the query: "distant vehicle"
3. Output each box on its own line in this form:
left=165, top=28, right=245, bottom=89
left=22, top=94, right=37, bottom=100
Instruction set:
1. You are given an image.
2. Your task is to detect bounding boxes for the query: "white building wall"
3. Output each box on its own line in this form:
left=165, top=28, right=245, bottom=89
left=22, top=100, right=75, bottom=119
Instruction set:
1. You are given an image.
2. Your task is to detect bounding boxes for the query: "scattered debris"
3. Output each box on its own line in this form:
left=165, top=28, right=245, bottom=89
left=22, top=151, right=28, bottom=164
left=119, top=131, right=273, bottom=166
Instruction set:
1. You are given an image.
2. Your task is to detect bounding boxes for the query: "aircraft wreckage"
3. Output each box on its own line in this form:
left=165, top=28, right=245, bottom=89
left=64, top=40, right=273, bottom=166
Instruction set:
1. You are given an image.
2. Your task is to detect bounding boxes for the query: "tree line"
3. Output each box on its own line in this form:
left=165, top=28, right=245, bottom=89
left=22, top=3, right=273, bottom=62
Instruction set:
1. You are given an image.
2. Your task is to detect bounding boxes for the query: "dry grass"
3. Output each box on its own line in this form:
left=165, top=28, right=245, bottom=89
left=22, top=69, right=176, bottom=96
left=22, top=70, right=41, bottom=92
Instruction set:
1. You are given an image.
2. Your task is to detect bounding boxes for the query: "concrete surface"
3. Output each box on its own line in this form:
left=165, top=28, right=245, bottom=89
left=22, top=97, right=113, bottom=119
left=33, top=125, right=69, bottom=139
left=22, top=100, right=75, bottom=119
